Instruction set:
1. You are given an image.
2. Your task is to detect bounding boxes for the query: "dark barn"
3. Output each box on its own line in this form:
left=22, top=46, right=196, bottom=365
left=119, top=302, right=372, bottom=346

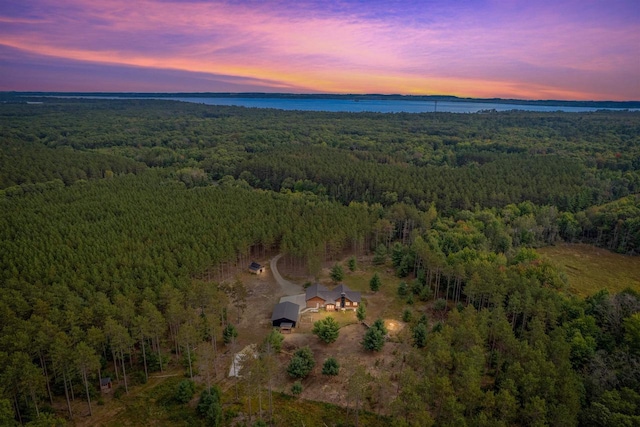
left=271, top=301, right=300, bottom=328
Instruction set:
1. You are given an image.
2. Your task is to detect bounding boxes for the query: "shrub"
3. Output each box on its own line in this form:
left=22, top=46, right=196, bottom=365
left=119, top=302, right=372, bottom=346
left=291, top=381, right=303, bottom=396
left=148, top=350, right=169, bottom=372
left=133, top=370, right=148, bottom=385
left=397, top=281, right=408, bottom=297
left=222, top=324, right=238, bottom=345
left=418, top=314, right=428, bottom=326
left=322, top=357, right=340, bottom=376
left=413, top=322, right=428, bottom=348
left=356, top=303, right=366, bottom=322
left=197, top=386, right=223, bottom=427
left=175, top=379, right=196, bottom=403
left=373, top=244, right=387, bottom=265
left=287, top=346, right=315, bottom=378
left=435, top=298, right=447, bottom=312
left=263, top=329, right=284, bottom=353
left=347, top=256, right=357, bottom=272
left=419, top=286, right=432, bottom=301
left=113, top=386, right=126, bottom=399
left=369, top=273, right=382, bottom=292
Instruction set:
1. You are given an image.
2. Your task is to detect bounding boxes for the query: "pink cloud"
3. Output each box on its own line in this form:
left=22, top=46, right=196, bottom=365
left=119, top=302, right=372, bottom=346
left=0, top=0, right=638, bottom=99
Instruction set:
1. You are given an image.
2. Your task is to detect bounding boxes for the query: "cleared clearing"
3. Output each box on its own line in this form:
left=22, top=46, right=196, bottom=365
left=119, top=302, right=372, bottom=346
left=538, top=243, right=640, bottom=297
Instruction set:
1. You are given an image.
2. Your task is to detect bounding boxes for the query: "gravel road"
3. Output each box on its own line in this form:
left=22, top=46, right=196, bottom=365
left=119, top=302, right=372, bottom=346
left=270, top=254, right=303, bottom=296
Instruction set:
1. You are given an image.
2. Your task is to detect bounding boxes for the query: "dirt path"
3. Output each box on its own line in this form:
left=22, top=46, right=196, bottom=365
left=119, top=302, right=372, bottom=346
left=270, top=254, right=303, bottom=296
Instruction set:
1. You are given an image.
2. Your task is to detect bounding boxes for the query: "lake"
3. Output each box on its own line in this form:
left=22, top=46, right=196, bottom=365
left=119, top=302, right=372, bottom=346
left=53, top=95, right=639, bottom=113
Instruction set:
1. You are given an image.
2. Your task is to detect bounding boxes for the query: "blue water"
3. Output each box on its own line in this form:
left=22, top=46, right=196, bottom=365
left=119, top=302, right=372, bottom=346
left=54, top=96, right=639, bottom=113
left=157, top=97, right=640, bottom=113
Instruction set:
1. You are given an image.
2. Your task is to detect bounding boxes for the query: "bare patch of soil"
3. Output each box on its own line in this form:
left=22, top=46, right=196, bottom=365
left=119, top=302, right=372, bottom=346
left=232, top=261, right=282, bottom=344
left=273, top=318, right=406, bottom=409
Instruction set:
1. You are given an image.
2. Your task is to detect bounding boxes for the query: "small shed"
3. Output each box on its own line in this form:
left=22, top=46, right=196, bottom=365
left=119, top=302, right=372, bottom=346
left=249, top=262, right=264, bottom=274
left=271, top=301, right=300, bottom=328
left=279, top=322, right=293, bottom=333
left=100, top=377, right=112, bottom=393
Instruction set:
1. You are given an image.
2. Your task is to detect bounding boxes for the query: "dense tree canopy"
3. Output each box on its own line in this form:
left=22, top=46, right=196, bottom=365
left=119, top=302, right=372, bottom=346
left=0, top=98, right=638, bottom=425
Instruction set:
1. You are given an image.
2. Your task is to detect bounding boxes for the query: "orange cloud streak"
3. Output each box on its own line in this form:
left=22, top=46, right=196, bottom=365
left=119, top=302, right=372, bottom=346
left=1, top=0, right=638, bottom=99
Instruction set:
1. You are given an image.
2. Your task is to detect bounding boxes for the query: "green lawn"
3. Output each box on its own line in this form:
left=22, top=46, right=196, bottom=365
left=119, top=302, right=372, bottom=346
left=538, top=243, right=640, bottom=297
left=341, top=264, right=408, bottom=320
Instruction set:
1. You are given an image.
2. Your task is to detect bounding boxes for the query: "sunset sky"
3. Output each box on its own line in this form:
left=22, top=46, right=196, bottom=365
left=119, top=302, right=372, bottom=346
left=1, top=0, right=638, bottom=100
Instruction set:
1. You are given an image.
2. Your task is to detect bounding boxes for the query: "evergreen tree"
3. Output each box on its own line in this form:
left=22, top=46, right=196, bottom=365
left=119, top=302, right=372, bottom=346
left=197, top=387, right=223, bottom=427
left=291, top=381, right=303, bottom=396
left=312, top=317, right=340, bottom=344
left=412, top=323, right=428, bottom=348
left=322, top=357, right=340, bottom=376
left=263, top=329, right=284, bottom=353
left=330, top=263, right=345, bottom=283
left=356, top=304, right=366, bottom=322
left=223, top=324, right=238, bottom=345
left=370, top=273, right=382, bottom=292
left=397, top=281, right=408, bottom=298
left=362, top=319, right=387, bottom=351
left=347, top=256, right=357, bottom=272
left=175, top=380, right=196, bottom=404
left=287, top=347, right=315, bottom=379
left=373, top=244, right=387, bottom=265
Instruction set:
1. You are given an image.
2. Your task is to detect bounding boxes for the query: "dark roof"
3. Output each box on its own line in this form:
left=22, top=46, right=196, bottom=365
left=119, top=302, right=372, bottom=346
left=249, top=262, right=263, bottom=271
left=305, top=283, right=330, bottom=301
left=100, top=378, right=112, bottom=386
left=335, top=284, right=361, bottom=303
left=305, top=283, right=361, bottom=304
left=271, top=301, right=300, bottom=322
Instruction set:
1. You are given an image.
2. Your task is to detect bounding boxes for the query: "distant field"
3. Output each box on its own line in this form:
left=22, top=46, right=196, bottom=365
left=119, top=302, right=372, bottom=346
left=538, top=243, right=640, bottom=297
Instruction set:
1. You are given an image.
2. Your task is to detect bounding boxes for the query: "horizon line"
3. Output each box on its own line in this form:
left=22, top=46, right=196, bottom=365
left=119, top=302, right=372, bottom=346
left=3, top=91, right=640, bottom=104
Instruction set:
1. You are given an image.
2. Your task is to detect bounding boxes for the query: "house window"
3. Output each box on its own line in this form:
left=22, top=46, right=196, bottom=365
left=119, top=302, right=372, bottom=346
left=345, top=301, right=351, bottom=306
left=353, top=302, right=358, bottom=306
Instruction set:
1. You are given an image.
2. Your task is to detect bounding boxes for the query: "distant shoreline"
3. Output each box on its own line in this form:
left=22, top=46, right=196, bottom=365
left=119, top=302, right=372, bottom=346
left=2, top=91, right=639, bottom=109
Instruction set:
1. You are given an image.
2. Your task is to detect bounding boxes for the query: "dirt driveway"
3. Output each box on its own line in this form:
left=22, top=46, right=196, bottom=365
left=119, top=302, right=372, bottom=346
left=270, top=253, right=304, bottom=296
left=231, top=254, right=306, bottom=345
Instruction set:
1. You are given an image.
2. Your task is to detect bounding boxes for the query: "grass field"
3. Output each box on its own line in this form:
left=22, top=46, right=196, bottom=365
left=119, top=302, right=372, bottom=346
left=538, top=243, right=640, bottom=297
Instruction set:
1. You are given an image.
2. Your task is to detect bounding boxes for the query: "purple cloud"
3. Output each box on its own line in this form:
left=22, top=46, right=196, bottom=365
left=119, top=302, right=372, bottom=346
left=0, top=0, right=637, bottom=99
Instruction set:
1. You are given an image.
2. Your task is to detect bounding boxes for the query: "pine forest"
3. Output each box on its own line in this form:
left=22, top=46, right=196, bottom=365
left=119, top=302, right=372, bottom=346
left=1, top=97, right=639, bottom=427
